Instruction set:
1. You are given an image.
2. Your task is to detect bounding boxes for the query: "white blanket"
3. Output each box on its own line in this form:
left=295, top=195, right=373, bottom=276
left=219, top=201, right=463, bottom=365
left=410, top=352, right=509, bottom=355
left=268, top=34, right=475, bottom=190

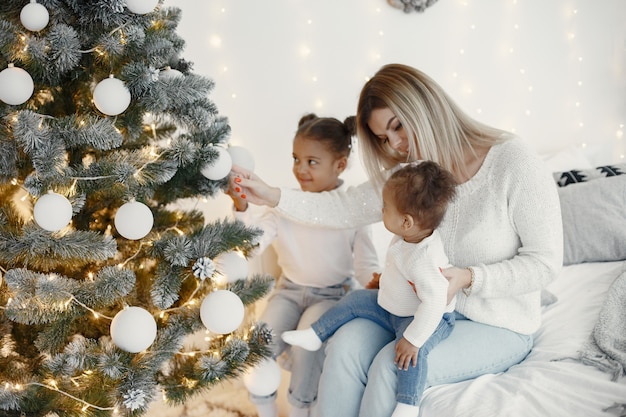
left=578, top=270, right=626, bottom=381
left=420, top=261, right=626, bottom=417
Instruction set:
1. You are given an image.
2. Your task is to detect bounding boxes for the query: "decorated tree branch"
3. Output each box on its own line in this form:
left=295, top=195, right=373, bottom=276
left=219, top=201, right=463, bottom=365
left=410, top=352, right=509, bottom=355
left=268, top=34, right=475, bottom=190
left=0, top=1, right=274, bottom=415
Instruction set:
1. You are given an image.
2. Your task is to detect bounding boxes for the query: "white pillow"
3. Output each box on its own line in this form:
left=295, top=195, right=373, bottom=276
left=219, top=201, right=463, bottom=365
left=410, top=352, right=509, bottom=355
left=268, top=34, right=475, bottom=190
left=553, top=163, right=626, bottom=187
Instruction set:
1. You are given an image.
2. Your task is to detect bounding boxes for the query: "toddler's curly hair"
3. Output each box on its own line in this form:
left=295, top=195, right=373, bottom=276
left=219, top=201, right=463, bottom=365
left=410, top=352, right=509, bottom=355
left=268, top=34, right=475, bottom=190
left=384, top=161, right=457, bottom=231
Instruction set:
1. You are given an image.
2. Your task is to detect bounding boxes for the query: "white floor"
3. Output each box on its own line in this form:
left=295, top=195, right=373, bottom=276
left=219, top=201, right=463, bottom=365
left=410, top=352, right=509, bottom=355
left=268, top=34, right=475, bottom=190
left=144, top=369, right=291, bottom=417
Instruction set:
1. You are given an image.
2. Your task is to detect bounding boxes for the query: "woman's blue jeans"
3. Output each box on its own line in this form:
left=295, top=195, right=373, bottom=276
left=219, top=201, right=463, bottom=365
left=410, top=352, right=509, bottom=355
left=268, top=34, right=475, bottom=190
left=310, top=305, right=533, bottom=417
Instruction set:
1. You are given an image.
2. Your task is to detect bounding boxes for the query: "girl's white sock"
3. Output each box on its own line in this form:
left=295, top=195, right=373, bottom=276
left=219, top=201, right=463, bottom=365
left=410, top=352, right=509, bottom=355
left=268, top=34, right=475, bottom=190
left=255, top=400, right=279, bottom=417
left=289, top=406, right=310, bottom=417
left=281, top=328, right=322, bottom=351
left=391, top=402, right=420, bottom=417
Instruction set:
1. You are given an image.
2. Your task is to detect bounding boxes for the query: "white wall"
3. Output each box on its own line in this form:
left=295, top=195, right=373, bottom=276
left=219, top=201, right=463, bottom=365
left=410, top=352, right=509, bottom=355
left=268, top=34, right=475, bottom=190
left=166, top=0, right=626, bottom=233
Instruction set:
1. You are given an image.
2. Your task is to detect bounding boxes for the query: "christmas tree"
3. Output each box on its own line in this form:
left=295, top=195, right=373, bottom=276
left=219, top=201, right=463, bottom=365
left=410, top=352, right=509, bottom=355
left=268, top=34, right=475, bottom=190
left=0, top=1, right=274, bottom=415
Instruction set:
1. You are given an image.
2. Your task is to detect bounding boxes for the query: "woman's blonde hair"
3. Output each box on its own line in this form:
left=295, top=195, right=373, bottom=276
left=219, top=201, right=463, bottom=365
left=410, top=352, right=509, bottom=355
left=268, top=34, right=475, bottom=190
left=356, top=63, right=512, bottom=186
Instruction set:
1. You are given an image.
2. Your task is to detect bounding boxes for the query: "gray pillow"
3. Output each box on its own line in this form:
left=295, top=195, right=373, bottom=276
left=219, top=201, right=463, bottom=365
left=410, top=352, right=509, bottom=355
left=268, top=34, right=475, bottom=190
left=558, top=174, right=626, bottom=265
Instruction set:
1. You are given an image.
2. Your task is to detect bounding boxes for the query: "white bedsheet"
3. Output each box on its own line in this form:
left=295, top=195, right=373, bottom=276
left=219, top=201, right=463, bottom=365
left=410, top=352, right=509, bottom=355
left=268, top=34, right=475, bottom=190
left=421, top=261, right=626, bottom=417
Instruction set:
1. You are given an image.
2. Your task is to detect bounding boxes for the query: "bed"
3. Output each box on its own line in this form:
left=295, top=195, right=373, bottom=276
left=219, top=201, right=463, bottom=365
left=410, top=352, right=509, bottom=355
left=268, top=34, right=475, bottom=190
left=419, top=156, right=626, bottom=417
left=421, top=260, right=626, bottom=417
left=252, top=150, right=626, bottom=417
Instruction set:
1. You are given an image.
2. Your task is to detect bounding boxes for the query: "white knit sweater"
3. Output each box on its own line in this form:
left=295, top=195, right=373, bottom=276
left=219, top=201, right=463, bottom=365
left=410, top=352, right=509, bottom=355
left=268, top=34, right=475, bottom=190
left=234, top=204, right=380, bottom=288
left=378, top=232, right=454, bottom=348
left=276, top=138, right=563, bottom=334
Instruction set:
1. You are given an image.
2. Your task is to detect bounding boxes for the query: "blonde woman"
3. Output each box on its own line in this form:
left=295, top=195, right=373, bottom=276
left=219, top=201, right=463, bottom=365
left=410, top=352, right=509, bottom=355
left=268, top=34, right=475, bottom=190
left=231, top=64, right=562, bottom=417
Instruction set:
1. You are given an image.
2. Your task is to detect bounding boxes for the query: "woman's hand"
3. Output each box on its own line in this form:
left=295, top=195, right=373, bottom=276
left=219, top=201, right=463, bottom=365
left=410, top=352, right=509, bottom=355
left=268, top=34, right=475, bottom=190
left=394, top=337, right=419, bottom=370
left=229, top=165, right=282, bottom=208
left=442, top=266, right=473, bottom=302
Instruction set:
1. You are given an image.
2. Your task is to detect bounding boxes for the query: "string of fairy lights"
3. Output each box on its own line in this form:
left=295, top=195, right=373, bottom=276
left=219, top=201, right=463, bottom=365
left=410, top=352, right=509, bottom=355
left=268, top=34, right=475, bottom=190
left=3, top=0, right=623, bottom=413
left=183, top=0, right=624, bottom=173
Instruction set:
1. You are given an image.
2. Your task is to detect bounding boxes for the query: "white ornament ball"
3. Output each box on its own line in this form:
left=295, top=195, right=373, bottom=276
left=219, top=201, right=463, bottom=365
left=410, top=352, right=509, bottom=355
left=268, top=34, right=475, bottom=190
left=125, top=0, right=159, bottom=14
left=20, top=1, right=49, bottom=32
left=0, top=64, right=34, bottom=106
left=110, top=306, right=157, bottom=353
left=159, top=66, right=183, bottom=80
left=200, top=147, right=232, bottom=180
left=93, top=75, right=131, bottom=116
left=114, top=201, right=154, bottom=240
left=227, top=146, right=255, bottom=172
left=215, top=251, right=249, bottom=283
left=200, top=290, right=244, bottom=334
left=34, top=192, right=73, bottom=232
left=243, top=358, right=282, bottom=397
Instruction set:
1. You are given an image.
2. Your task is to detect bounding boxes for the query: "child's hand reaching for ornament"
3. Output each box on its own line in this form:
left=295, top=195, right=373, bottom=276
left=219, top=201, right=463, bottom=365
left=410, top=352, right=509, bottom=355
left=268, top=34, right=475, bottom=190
left=229, top=165, right=281, bottom=208
left=225, top=174, right=248, bottom=212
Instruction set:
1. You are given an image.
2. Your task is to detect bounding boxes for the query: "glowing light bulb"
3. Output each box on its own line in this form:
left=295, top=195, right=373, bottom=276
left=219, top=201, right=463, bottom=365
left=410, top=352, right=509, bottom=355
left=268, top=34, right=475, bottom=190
left=209, top=35, right=222, bottom=48
left=300, top=45, right=311, bottom=57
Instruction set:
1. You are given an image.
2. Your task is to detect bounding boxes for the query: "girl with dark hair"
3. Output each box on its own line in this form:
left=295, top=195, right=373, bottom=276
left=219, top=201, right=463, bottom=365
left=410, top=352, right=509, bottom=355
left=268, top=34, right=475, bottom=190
left=227, top=113, right=380, bottom=417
